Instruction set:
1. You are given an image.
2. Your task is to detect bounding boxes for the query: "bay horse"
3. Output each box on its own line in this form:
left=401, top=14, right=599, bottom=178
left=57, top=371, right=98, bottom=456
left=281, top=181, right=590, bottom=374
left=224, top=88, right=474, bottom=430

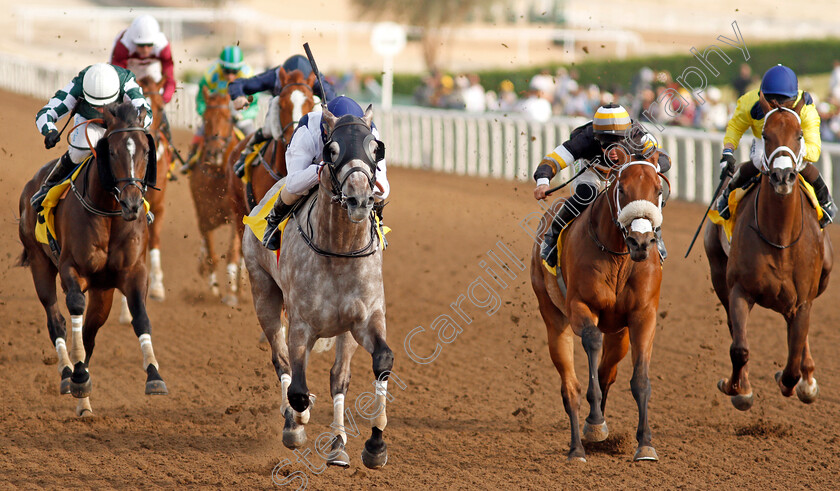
left=704, top=98, right=832, bottom=411
left=188, top=87, right=242, bottom=305
left=242, top=105, right=393, bottom=469
left=531, top=149, right=665, bottom=462
left=225, top=68, right=317, bottom=301
left=18, top=101, right=168, bottom=417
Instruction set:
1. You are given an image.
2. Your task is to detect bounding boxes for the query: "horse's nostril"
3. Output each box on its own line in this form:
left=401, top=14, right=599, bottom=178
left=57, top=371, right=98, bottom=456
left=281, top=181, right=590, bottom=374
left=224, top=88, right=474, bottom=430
left=346, top=197, right=358, bottom=207
left=627, top=236, right=639, bottom=248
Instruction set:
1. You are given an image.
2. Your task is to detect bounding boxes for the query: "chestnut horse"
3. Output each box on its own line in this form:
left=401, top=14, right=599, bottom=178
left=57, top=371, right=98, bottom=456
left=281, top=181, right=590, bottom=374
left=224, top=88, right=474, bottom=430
left=704, top=100, right=832, bottom=410
left=18, top=102, right=168, bottom=417
left=225, top=68, right=317, bottom=298
left=188, top=88, right=242, bottom=305
left=531, top=150, right=665, bottom=462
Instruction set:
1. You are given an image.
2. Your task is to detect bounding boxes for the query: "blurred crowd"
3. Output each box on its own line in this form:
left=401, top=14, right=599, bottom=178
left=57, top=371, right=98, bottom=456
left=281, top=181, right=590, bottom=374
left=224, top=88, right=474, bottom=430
left=409, top=62, right=840, bottom=139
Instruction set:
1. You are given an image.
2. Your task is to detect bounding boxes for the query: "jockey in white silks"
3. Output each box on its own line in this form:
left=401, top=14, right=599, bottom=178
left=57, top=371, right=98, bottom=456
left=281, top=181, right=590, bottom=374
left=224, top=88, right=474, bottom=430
left=261, top=96, right=390, bottom=250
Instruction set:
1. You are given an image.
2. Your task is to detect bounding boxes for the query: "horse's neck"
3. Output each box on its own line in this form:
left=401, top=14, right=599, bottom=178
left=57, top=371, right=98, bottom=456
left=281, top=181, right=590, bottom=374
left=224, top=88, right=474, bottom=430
left=757, top=175, right=802, bottom=243
left=312, top=183, right=371, bottom=252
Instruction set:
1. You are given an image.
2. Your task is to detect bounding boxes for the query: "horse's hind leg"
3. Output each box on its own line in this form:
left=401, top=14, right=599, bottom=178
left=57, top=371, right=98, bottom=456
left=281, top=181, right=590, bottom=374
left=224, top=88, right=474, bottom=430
left=817, top=232, right=833, bottom=297
left=628, top=309, right=658, bottom=461
left=587, top=329, right=630, bottom=443
left=775, top=306, right=815, bottom=402
left=122, top=274, right=168, bottom=396
left=221, top=222, right=242, bottom=307
left=199, top=232, right=220, bottom=297
left=148, top=216, right=166, bottom=302
left=351, top=311, right=393, bottom=469
left=718, top=285, right=755, bottom=411
left=246, top=261, right=303, bottom=448
left=325, top=332, right=358, bottom=467
left=29, top=254, right=72, bottom=394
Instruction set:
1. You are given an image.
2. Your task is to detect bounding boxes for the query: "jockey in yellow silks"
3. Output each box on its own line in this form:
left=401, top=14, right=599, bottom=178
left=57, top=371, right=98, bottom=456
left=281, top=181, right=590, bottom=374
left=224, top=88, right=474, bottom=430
left=715, top=64, right=836, bottom=227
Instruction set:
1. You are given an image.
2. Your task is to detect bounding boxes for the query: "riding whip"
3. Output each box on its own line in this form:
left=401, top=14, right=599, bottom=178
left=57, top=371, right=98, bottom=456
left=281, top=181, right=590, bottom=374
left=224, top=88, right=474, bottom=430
left=303, top=43, right=329, bottom=106
left=684, top=171, right=729, bottom=258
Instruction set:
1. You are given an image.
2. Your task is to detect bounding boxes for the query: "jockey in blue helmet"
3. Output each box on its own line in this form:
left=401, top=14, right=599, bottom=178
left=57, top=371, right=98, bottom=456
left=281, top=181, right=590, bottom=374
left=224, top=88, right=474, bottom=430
left=261, top=95, right=391, bottom=250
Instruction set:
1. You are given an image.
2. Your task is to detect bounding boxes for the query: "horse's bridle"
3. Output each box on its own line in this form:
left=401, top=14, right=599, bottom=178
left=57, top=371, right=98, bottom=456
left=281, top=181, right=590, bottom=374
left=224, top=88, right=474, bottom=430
left=760, top=107, right=806, bottom=174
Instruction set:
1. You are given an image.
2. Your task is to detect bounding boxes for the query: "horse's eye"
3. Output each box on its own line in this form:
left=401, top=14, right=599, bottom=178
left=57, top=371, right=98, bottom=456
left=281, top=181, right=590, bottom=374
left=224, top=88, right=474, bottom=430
left=328, top=142, right=340, bottom=162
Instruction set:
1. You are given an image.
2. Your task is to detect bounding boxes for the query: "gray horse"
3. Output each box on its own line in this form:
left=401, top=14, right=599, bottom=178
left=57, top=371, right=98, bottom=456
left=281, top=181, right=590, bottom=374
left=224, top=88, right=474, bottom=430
left=242, top=106, right=393, bottom=469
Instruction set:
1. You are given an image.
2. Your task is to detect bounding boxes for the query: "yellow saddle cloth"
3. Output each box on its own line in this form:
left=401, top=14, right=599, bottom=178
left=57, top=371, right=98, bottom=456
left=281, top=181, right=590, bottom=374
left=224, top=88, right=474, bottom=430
left=708, top=175, right=823, bottom=242
left=35, top=156, right=151, bottom=249
left=243, top=185, right=391, bottom=256
left=241, top=141, right=269, bottom=184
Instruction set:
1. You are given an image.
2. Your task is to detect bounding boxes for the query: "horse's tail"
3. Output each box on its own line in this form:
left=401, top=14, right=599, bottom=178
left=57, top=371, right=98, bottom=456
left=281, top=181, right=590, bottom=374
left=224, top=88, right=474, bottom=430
left=16, top=248, right=30, bottom=268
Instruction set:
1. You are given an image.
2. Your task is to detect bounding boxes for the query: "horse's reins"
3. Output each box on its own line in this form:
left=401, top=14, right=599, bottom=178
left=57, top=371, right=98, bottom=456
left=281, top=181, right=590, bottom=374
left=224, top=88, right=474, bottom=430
left=68, top=119, right=150, bottom=217
left=295, top=117, right=382, bottom=258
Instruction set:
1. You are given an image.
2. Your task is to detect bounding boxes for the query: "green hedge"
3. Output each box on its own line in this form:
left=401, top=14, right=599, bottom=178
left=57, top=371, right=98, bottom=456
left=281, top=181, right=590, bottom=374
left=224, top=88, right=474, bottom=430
left=391, top=38, right=840, bottom=96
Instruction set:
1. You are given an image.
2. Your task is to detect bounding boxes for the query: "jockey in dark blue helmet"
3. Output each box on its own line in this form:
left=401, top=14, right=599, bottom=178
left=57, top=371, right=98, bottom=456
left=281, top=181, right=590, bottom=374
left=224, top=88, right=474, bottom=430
left=230, top=55, right=336, bottom=176
left=260, top=95, right=390, bottom=250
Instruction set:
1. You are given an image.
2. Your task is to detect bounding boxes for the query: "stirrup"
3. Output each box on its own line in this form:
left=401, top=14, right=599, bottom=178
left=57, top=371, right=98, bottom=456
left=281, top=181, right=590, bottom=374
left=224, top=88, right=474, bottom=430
left=820, top=201, right=836, bottom=228
left=30, top=186, right=51, bottom=210
left=234, top=150, right=249, bottom=178
left=540, top=225, right=560, bottom=268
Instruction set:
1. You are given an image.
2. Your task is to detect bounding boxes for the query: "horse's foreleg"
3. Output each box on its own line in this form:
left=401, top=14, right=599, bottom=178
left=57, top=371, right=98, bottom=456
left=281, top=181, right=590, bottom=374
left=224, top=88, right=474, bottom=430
left=221, top=222, right=242, bottom=307
left=81, top=288, right=114, bottom=366
left=287, top=320, right=314, bottom=419
left=589, top=329, right=630, bottom=443
left=326, top=332, right=358, bottom=467
left=351, top=311, right=393, bottom=469
left=122, top=275, right=168, bottom=396
left=796, top=335, right=819, bottom=404
left=718, top=285, right=754, bottom=410
left=628, top=310, right=658, bottom=461
left=29, top=254, right=71, bottom=394
left=776, top=305, right=813, bottom=401
left=199, top=233, right=220, bottom=297
left=60, top=266, right=92, bottom=410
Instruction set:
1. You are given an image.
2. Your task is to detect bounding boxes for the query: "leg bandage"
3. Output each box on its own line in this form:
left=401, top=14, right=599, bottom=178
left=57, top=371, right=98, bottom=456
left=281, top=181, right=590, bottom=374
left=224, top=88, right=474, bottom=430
left=333, top=393, right=347, bottom=444
left=55, top=338, right=71, bottom=373
left=70, top=315, right=85, bottom=363
left=372, top=380, right=388, bottom=430
left=138, top=333, right=159, bottom=370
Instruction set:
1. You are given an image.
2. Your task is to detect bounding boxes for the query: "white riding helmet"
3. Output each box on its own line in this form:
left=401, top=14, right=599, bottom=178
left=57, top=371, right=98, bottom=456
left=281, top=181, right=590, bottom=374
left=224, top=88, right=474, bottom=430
left=127, top=15, right=161, bottom=45
left=83, top=63, right=121, bottom=106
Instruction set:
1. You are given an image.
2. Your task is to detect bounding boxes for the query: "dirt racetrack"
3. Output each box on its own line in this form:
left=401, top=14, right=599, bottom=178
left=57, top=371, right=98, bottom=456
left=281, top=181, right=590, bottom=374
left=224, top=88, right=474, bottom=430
left=1, top=88, right=840, bottom=489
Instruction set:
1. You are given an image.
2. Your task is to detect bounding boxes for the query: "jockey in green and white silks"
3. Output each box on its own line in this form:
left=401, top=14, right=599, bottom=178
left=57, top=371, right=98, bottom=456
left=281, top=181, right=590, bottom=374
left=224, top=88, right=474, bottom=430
left=32, top=63, right=152, bottom=209
left=533, top=103, right=668, bottom=268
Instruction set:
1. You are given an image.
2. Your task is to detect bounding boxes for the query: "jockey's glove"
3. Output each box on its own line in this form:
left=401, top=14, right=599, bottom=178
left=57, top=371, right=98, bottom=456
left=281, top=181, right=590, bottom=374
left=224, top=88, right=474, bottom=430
left=719, top=149, right=736, bottom=176
left=44, top=129, right=60, bottom=149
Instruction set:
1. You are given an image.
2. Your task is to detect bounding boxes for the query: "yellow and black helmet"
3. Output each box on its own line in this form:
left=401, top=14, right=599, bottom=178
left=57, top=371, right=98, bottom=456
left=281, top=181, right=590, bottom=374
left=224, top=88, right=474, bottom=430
left=592, top=103, right=632, bottom=137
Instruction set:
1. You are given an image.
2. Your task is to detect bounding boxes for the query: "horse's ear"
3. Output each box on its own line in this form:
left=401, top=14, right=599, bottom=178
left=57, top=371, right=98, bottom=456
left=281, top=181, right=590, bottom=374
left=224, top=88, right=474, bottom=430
left=137, top=106, right=147, bottom=126
left=322, top=106, right=338, bottom=132
left=363, top=104, right=374, bottom=128
left=758, top=92, right=773, bottom=113
left=278, top=67, right=288, bottom=85
left=202, top=85, right=210, bottom=100
left=306, top=71, right=317, bottom=87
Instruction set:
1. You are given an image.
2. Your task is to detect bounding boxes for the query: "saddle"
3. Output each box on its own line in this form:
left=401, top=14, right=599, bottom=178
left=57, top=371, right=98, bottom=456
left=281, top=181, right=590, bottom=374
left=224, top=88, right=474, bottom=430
left=708, top=175, right=823, bottom=242
left=35, top=156, right=151, bottom=256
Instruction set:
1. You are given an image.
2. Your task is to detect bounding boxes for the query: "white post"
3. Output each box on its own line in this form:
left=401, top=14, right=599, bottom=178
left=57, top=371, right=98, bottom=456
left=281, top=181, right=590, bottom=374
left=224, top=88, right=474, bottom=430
left=381, top=55, right=394, bottom=111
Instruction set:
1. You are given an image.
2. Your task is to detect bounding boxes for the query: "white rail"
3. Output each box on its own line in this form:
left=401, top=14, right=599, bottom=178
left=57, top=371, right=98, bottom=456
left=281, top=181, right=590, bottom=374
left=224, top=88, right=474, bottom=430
left=0, top=52, right=836, bottom=202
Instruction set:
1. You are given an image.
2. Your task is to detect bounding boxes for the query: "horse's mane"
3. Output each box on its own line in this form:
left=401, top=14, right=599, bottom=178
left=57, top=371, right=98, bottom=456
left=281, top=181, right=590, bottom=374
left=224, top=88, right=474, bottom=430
left=107, top=101, right=140, bottom=126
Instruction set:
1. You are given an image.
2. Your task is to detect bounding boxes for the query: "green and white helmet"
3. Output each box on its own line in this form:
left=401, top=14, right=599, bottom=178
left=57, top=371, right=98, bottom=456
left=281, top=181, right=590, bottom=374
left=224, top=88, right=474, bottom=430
left=83, top=63, right=121, bottom=106
left=219, top=46, right=244, bottom=71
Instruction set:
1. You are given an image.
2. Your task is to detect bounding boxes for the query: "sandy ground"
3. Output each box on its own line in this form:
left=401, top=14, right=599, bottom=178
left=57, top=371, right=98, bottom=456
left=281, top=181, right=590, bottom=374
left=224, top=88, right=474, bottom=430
left=1, top=88, right=840, bottom=489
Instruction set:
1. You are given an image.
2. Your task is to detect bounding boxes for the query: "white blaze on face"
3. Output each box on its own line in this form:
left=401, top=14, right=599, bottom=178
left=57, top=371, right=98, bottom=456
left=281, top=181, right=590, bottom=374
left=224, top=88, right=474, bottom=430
left=126, top=138, right=136, bottom=178
left=630, top=218, right=653, bottom=234
left=290, top=90, right=306, bottom=126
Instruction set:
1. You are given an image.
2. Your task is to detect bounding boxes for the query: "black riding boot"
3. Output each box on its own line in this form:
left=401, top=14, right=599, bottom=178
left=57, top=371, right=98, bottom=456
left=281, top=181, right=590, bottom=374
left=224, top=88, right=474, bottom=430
left=235, top=128, right=269, bottom=178
left=541, top=184, right=597, bottom=268
left=655, top=227, right=667, bottom=261
left=31, top=152, right=75, bottom=211
left=811, top=175, right=837, bottom=227
left=716, top=163, right=759, bottom=219
left=262, top=198, right=295, bottom=250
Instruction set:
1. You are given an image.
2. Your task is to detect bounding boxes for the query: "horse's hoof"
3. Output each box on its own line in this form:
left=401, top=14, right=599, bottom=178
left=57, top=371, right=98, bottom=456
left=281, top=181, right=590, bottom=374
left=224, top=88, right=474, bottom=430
left=582, top=420, right=609, bottom=443
left=70, top=363, right=91, bottom=399
left=211, top=285, right=221, bottom=297
left=149, top=285, right=166, bottom=302
left=730, top=393, right=754, bottom=411
left=282, top=408, right=307, bottom=449
left=75, top=408, right=94, bottom=418
left=145, top=380, right=169, bottom=395
left=716, top=378, right=728, bottom=394
left=326, top=437, right=350, bottom=468
left=221, top=294, right=238, bottom=307
left=361, top=444, right=388, bottom=469
left=60, top=366, right=72, bottom=395
left=795, top=376, right=819, bottom=404
left=634, top=446, right=659, bottom=461
left=145, top=365, right=168, bottom=395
